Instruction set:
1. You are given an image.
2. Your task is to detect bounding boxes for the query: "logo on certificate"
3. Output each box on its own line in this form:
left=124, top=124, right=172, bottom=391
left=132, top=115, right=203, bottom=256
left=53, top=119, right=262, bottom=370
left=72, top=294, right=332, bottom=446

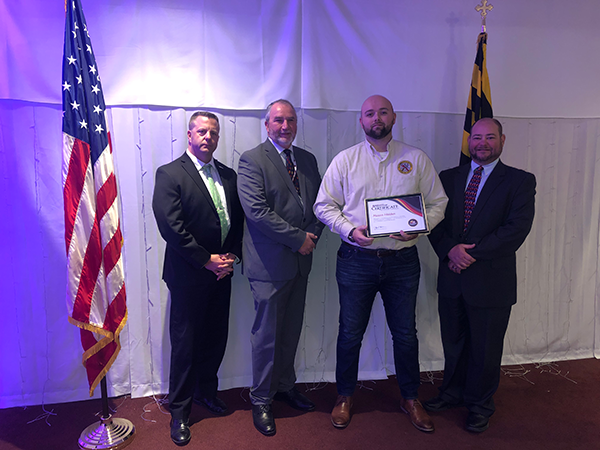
left=408, top=219, right=418, bottom=227
left=398, top=161, right=413, bottom=174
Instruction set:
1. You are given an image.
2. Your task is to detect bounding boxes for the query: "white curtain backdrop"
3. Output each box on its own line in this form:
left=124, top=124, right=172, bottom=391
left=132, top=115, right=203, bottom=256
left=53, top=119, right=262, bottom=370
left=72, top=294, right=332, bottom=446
left=0, top=0, right=599, bottom=409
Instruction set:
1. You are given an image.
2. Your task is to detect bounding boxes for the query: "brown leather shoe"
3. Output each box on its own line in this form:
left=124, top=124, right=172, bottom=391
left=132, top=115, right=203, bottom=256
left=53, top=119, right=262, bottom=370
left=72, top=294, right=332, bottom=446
left=331, top=395, right=353, bottom=429
left=400, top=398, right=434, bottom=433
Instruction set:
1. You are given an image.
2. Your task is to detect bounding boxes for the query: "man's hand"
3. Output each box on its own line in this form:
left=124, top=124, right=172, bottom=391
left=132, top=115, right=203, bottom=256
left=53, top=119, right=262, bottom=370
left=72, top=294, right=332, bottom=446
left=205, top=254, right=235, bottom=280
left=447, top=260, right=462, bottom=274
left=447, top=243, right=476, bottom=271
left=352, top=225, right=374, bottom=247
left=223, top=252, right=239, bottom=262
left=298, top=232, right=318, bottom=255
left=390, top=231, right=419, bottom=242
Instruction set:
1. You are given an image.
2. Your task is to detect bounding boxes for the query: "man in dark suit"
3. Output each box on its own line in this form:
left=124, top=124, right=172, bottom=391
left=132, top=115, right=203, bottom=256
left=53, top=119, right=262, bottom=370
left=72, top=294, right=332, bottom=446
left=425, top=118, right=536, bottom=433
left=152, top=111, right=243, bottom=446
left=237, top=99, right=324, bottom=436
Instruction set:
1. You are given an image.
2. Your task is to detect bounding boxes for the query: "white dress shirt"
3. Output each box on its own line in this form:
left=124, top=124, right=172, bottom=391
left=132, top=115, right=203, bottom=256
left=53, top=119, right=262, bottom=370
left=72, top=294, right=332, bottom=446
left=186, top=149, right=230, bottom=226
left=466, top=158, right=499, bottom=203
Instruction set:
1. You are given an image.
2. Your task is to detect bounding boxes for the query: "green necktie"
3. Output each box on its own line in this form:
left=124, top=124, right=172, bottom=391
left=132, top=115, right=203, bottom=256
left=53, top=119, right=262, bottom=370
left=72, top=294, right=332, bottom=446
left=202, top=164, right=229, bottom=245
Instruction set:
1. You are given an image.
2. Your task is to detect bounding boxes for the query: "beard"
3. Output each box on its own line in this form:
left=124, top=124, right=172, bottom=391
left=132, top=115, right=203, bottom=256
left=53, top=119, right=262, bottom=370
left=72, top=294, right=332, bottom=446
left=469, top=145, right=500, bottom=164
left=364, top=122, right=393, bottom=140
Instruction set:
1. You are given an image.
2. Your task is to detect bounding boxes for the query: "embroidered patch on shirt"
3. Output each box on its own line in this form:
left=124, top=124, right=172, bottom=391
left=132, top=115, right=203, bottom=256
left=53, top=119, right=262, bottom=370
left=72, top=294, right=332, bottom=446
left=398, top=161, right=413, bottom=174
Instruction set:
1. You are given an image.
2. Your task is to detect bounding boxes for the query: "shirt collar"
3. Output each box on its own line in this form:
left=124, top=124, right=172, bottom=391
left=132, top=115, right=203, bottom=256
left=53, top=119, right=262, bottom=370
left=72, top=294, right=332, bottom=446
left=268, top=137, right=291, bottom=156
left=186, top=149, right=215, bottom=171
left=366, top=139, right=390, bottom=161
left=471, top=157, right=499, bottom=173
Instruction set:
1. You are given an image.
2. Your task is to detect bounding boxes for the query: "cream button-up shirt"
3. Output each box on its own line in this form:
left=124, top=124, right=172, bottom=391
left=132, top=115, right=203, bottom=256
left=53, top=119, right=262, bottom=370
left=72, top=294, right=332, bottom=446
left=314, top=139, right=448, bottom=250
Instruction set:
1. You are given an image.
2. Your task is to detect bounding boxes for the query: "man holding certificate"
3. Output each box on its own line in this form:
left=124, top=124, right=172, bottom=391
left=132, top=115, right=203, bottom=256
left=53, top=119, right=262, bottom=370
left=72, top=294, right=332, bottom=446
left=314, top=95, right=448, bottom=432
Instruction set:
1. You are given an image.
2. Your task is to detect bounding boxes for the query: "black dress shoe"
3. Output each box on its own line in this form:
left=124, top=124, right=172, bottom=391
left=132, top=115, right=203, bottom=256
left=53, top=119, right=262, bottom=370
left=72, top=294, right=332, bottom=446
left=466, top=412, right=490, bottom=433
left=273, top=388, right=315, bottom=411
left=194, top=396, right=228, bottom=415
left=252, top=404, right=276, bottom=436
left=422, top=396, right=461, bottom=412
left=170, top=418, right=191, bottom=446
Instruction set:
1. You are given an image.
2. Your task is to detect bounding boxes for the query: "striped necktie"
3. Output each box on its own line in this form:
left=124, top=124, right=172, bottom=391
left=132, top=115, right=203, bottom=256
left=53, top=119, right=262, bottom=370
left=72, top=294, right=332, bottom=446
left=202, top=164, right=229, bottom=245
left=463, top=166, right=483, bottom=232
left=284, top=149, right=300, bottom=196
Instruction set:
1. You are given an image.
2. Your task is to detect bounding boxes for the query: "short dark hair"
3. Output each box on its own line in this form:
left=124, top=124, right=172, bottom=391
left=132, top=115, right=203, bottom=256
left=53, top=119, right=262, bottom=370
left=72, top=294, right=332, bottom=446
left=491, top=118, right=503, bottom=136
left=189, top=111, right=219, bottom=130
left=265, top=99, right=296, bottom=122
left=474, top=117, right=503, bottom=136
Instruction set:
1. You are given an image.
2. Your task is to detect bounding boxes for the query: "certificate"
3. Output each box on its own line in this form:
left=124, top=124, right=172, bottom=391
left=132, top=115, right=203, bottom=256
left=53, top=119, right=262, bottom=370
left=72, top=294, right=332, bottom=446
left=364, top=194, right=429, bottom=238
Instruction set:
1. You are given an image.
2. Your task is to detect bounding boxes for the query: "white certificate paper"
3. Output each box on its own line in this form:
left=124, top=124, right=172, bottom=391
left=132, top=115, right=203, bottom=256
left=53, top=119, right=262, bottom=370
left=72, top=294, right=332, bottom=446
left=365, top=194, right=429, bottom=237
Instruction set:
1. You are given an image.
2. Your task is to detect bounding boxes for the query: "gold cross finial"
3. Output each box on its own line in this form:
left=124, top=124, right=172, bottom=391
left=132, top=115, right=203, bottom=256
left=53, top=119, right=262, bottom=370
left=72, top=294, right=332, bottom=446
left=475, top=0, right=494, bottom=33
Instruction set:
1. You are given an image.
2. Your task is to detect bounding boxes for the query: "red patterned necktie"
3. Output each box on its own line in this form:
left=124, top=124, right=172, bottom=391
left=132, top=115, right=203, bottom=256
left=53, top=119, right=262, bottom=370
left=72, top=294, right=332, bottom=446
left=463, top=166, right=483, bottom=232
left=284, top=149, right=300, bottom=196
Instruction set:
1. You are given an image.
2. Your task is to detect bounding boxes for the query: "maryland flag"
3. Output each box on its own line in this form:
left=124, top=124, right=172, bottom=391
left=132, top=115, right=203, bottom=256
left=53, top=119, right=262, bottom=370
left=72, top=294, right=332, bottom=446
left=461, top=32, right=493, bottom=165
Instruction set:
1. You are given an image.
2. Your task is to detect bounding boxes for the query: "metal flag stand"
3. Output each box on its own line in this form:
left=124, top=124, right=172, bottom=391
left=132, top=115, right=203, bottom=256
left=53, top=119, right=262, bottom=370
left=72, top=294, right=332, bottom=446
left=78, top=378, right=136, bottom=450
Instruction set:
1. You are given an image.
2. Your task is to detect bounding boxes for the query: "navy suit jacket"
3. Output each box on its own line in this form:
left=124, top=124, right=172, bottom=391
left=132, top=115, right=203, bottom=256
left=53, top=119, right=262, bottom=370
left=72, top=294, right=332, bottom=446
left=237, top=140, right=324, bottom=281
left=428, top=160, right=536, bottom=307
left=152, top=152, right=243, bottom=287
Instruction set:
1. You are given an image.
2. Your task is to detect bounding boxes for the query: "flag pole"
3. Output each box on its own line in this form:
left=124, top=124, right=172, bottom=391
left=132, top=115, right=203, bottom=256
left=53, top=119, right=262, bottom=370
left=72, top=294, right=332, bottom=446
left=476, top=0, right=493, bottom=33
left=77, top=377, right=135, bottom=450
left=101, top=377, right=110, bottom=422
left=62, top=0, right=135, bottom=448
left=460, top=1, right=495, bottom=165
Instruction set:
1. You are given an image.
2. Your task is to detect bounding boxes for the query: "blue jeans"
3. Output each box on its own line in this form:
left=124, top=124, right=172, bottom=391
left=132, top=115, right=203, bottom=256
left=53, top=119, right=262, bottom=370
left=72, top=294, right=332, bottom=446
left=335, top=243, right=421, bottom=399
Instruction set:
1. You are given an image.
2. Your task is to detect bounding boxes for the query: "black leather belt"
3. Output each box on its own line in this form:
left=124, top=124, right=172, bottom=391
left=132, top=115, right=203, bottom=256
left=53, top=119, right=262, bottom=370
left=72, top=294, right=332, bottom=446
left=341, top=241, right=410, bottom=257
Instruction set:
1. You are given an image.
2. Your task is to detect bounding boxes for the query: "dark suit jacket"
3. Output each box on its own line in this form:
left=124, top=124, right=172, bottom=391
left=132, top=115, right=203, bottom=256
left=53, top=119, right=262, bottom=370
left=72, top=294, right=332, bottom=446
left=237, top=140, right=324, bottom=281
left=152, top=152, right=244, bottom=287
left=429, top=160, right=536, bottom=307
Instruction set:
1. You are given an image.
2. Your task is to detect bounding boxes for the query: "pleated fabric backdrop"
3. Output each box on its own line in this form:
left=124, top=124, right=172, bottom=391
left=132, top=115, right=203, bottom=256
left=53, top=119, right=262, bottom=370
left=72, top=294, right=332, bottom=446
left=1, top=0, right=599, bottom=408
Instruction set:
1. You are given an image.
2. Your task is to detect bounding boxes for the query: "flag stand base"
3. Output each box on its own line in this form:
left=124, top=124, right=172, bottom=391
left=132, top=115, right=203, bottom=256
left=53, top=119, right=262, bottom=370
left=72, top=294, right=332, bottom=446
left=78, top=377, right=135, bottom=449
left=78, top=414, right=135, bottom=450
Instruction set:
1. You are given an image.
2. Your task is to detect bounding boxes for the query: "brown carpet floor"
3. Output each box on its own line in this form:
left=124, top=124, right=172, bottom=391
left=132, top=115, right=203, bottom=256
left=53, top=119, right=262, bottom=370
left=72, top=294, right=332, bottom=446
left=1, top=358, right=598, bottom=450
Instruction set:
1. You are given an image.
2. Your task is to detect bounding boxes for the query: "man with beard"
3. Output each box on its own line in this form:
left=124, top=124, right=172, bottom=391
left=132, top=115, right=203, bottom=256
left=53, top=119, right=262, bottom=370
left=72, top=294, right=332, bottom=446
left=423, top=118, right=536, bottom=433
left=314, top=95, right=448, bottom=432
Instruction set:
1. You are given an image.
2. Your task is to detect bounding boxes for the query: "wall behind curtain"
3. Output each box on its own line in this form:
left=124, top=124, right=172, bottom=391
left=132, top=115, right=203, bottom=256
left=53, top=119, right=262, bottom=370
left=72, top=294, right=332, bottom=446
left=0, top=0, right=599, bottom=408
left=2, top=0, right=599, bottom=115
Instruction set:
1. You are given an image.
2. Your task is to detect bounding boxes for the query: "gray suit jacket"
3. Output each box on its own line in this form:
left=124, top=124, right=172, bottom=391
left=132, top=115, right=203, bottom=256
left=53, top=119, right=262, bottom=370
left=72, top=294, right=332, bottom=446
left=237, top=140, right=324, bottom=281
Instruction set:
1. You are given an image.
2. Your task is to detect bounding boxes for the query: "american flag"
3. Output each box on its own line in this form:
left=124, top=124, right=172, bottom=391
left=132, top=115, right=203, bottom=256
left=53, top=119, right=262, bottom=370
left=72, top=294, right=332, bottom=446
left=62, top=0, right=127, bottom=396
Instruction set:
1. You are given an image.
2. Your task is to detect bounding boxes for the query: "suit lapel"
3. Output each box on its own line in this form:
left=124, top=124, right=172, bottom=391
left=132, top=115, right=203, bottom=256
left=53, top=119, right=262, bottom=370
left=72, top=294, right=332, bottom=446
left=264, top=141, right=303, bottom=210
left=293, top=145, right=309, bottom=199
left=179, top=153, right=217, bottom=214
left=214, top=160, right=234, bottom=217
left=468, top=160, right=507, bottom=230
